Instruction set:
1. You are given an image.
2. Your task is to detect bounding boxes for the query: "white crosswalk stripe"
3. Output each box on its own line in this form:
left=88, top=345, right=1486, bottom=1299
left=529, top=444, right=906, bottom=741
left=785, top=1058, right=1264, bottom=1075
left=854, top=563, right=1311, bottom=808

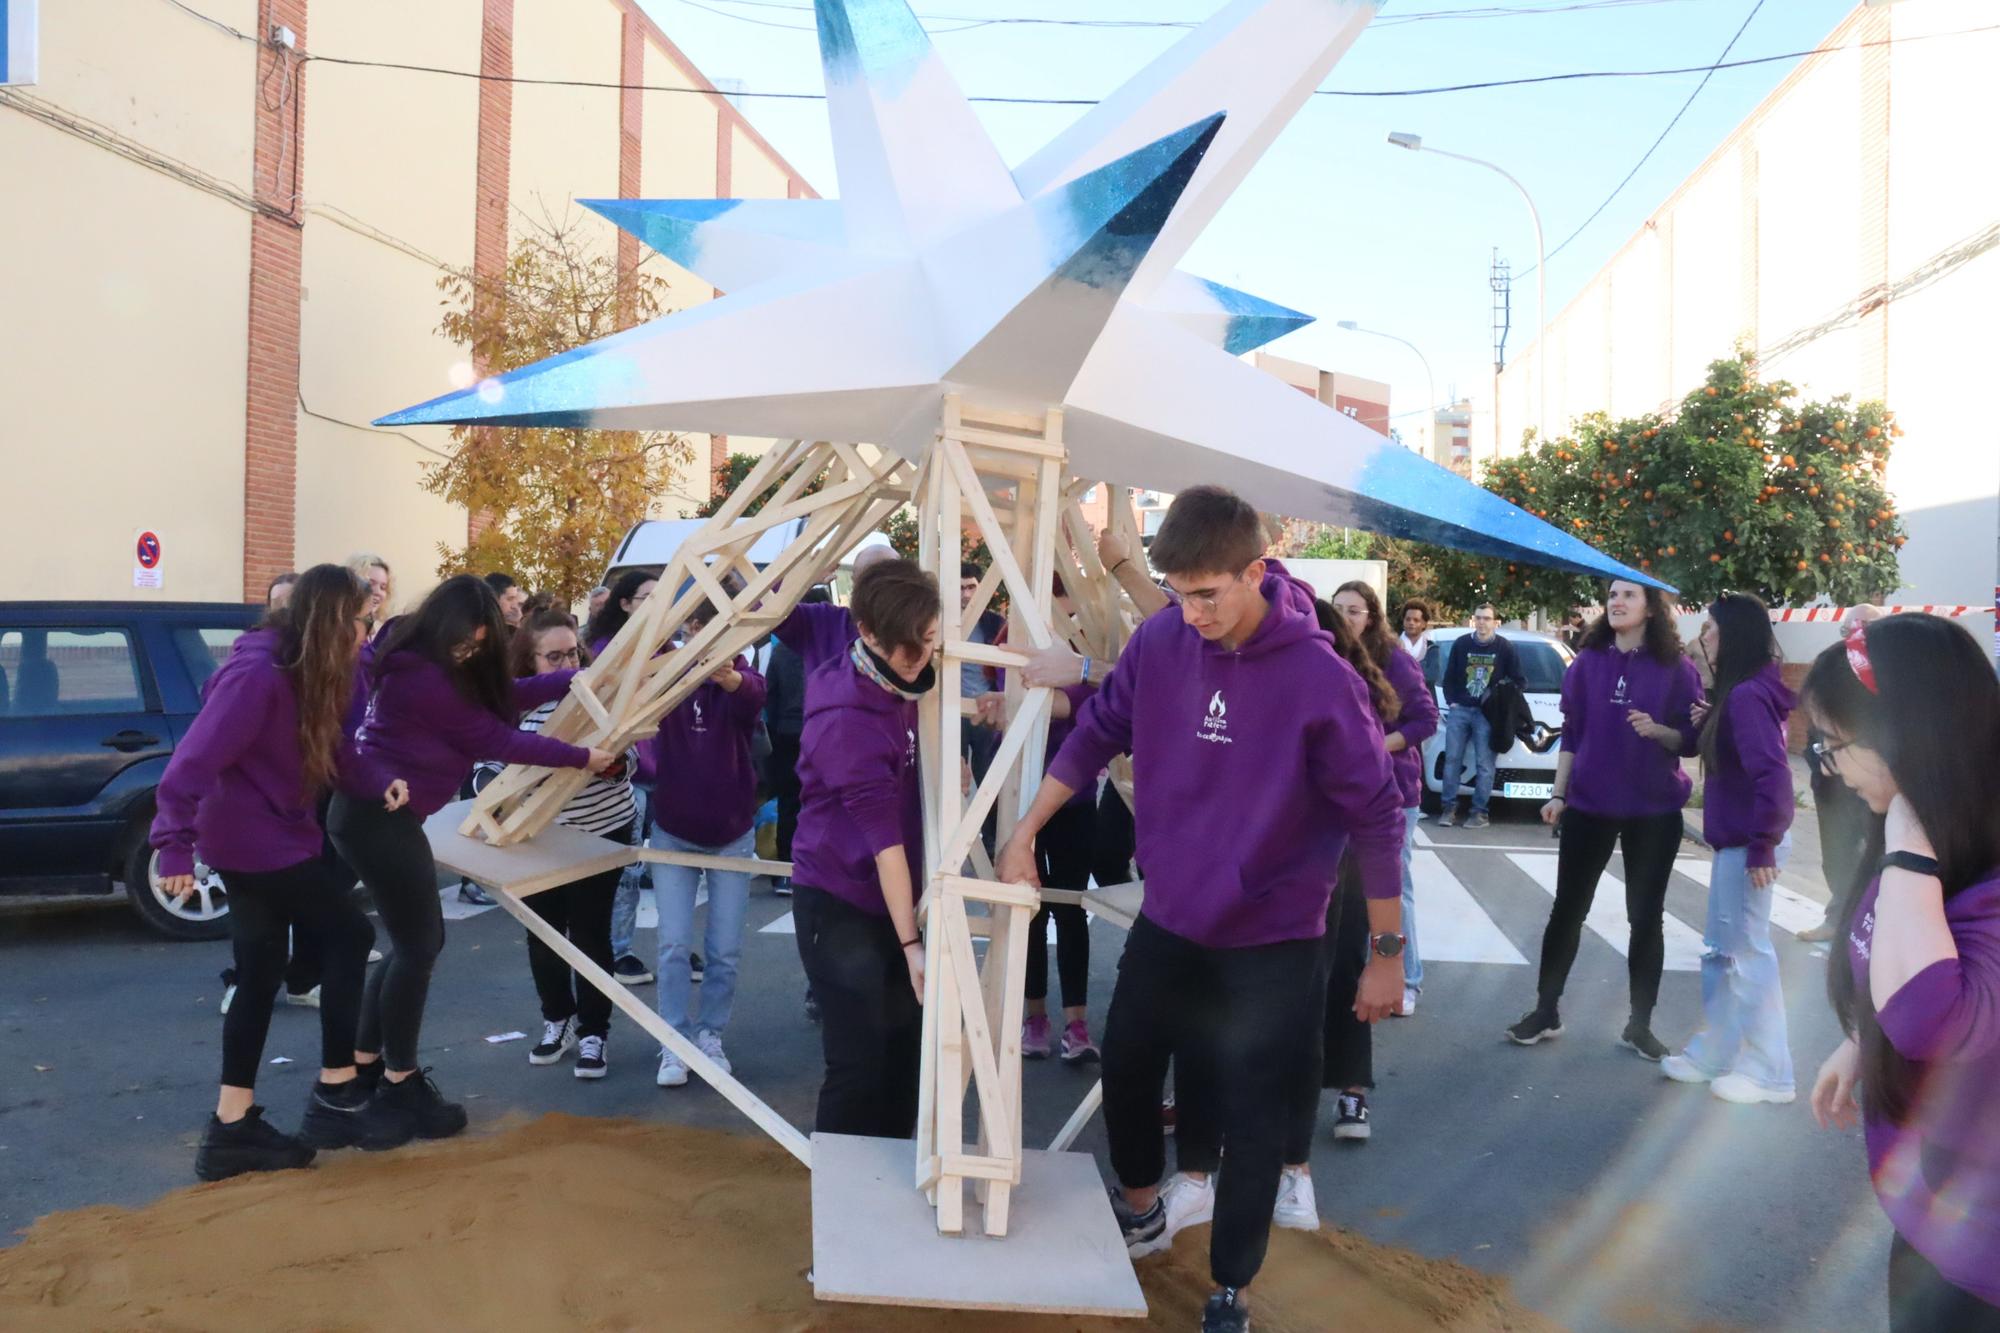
left=762, top=911, right=795, bottom=935
left=1666, top=858, right=1826, bottom=937
left=1409, top=850, right=1527, bottom=965
left=1506, top=853, right=1707, bottom=970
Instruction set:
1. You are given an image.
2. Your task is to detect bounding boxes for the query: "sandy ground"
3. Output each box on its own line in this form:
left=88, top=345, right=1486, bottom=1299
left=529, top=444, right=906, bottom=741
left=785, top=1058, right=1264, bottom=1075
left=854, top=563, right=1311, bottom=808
left=0, top=1114, right=1560, bottom=1332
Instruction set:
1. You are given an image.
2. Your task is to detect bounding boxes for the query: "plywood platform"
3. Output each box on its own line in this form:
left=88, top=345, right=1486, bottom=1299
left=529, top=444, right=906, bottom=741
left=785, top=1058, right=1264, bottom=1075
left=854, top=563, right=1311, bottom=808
left=1081, top=880, right=1144, bottom=931
left=810, top=1133, right=1146, bottom=1318
left=423, top=800, right=636, bottom=899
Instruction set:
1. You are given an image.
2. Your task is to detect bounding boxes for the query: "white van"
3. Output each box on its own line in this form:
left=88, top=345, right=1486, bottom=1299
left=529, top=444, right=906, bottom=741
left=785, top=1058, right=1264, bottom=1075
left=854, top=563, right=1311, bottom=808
left=601, top=519, right=893, bottom=591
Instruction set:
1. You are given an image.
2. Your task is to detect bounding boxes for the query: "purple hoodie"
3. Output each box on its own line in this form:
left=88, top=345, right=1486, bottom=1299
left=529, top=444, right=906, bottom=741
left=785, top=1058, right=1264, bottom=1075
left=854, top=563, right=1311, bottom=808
left=1047, top=564, right=1406, bottom=949
left=791, top=653, right=925, bottom=916
left=1382, top=647, right=1440, bottom=809
left=651, top=655, right=768, bottom=847
left=1849, top=869, right=2000, bottom=1305
left=150, top=630, right=327, bottom=878
left=1561, top=645, right=1704, bottom=820
left=775, top=601, right=857, bottom=674
left=341, top=651, right=589, bottom=818
left=1700, top=663, right=1796, bottom=867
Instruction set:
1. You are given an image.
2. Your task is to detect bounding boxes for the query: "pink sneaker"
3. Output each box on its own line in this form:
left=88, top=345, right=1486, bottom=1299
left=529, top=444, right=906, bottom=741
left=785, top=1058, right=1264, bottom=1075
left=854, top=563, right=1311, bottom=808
left=1061, top=1020, right=1100, bottom=1064
left=1023, top=1014, right=1053, bottom=1059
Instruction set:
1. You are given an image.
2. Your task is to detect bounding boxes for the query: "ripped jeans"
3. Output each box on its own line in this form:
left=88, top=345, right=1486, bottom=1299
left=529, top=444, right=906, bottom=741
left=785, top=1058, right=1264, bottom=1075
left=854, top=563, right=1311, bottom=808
left=1682, top=840, right=1794, bottom=1091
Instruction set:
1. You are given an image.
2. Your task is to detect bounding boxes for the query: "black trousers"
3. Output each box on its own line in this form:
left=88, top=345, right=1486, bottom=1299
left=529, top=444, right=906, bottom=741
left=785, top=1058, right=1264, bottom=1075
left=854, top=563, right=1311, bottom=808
left=1535, top=807, right=1683, bottom=1024
left=1318, top=857, right=1372, bottom=1092
left=328, top=794, right=445, bottom=1072
left=524, top=841, right=626, bottom=1039
left=1104, top=914, right=1325, bottom=1290
left=1890, top=1233, right=2000, bottom=1331
left=1092, top=780, right=1137, bottom=890
left=1027, top=799, right=1096, bottom=1007
left=216, top=858, right=375, bottom=1088
left=794, top=886, right=921, bottom=1139
left=282, top=795, right=364, bottom=996
left=769, top=731, right=803, bottom=864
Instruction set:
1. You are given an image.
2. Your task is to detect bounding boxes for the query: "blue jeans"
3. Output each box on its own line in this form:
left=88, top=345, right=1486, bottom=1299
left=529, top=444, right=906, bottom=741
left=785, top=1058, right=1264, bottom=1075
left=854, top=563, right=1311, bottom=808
left=1682, top=841, right=1794, bottom=1091
left=651, top=825, right=754, bottom=1040
left=1399, top=807, right=1423, bottom=988
left=610, top=795, right=650, bottom=959
left=1441, top=704, right=1495, bottom=814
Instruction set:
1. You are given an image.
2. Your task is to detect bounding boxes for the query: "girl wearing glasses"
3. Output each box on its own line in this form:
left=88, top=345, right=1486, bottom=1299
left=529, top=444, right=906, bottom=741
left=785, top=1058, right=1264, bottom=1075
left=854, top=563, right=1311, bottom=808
left=1804, top=613, right=2000, bottom=1329
left=332, top=577, right=616, bottom=1139
left=475, top=610, right=639, bottom=1080
left=1659, top=593, right=1798, bottom=1104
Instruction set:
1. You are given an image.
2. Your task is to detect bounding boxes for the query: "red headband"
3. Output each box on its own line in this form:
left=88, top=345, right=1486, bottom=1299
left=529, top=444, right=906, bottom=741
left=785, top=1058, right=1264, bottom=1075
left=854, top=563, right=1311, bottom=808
left=1844, top=618, right=1878, bottom=694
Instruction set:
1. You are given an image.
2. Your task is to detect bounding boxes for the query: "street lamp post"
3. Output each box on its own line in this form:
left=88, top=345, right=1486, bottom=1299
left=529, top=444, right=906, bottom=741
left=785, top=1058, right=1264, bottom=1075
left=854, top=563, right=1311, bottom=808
left=1336, top=320, right=1435, bottom=459
left=1388, top=131, right=1546, bottom=452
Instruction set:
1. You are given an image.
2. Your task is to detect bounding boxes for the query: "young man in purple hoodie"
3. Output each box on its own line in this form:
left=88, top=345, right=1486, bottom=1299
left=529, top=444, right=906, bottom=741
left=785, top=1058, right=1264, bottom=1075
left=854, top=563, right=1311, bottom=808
left=650, top=602, right=769, bottom=1088
left=997, top=487, right=1407, bottom=1333
left=790, top=559, right=939, bottom=1139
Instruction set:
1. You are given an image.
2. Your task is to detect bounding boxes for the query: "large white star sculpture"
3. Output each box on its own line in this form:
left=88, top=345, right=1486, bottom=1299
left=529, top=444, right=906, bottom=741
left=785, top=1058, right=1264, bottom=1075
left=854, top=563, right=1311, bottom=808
left=381, top=0, right=1652, bottom=583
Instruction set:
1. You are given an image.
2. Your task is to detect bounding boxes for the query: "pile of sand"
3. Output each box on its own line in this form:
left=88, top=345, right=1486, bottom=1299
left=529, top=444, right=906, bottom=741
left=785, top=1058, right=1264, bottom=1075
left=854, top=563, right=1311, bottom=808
left=0, top=1115, right=1558, bottom=1331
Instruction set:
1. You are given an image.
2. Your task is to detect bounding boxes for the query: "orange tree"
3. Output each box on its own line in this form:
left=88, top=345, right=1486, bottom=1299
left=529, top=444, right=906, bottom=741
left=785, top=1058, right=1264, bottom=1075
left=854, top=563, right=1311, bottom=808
left=1440, top=352, right=1904, bottom=616
left=695, top=450, right=825, bottom=519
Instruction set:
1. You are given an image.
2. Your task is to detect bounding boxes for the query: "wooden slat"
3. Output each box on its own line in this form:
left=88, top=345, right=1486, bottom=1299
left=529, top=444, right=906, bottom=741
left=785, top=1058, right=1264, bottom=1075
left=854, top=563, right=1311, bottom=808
left=632, top=849, right=792, bottom=878
left=1048, top=1081, right=1104, bottom=1154
left=939, top=874, right=1040, bottom=910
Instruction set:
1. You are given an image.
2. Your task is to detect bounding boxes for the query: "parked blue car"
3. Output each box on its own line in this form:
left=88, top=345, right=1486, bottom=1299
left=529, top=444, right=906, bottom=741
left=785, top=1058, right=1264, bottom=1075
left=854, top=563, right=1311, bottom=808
left=0, top=601, right=263, bottom=938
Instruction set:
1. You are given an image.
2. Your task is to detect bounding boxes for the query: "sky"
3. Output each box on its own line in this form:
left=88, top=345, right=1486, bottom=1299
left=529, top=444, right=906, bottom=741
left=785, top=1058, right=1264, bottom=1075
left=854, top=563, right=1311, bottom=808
left=631, top=0, right=1863, bottom=448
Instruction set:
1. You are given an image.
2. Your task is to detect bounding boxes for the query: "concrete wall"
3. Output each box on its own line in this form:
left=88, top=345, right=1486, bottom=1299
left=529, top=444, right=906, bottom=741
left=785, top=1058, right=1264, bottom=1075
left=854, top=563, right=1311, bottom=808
left=1497, top=3, right=1999, bottom=608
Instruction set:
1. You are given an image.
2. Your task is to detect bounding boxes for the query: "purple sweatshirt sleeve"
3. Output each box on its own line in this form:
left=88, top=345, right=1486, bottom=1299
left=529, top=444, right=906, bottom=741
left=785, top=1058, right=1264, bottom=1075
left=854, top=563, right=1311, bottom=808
left=1733, top=684, right=1795, bottom=868
left=726, top=658, right=768, bottom=721
left=1386, top=650, right=1439, bottom=750
left=1307, top=665, right=1406, bottom=901
left=436, top=694, right=591, bottom=772
left=150, top=662, right=276, bottom=878
left=820, top=728, right=907, bottom=856
left=512, top=669, right=577, bottom=711
left=1876, top=926, right=2000, bottom=1063
left=1047, top=629, right=1142, bottom=796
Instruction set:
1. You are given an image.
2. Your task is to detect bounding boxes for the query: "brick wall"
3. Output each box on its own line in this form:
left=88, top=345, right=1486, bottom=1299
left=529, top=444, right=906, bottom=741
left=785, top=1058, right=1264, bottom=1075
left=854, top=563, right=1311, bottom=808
left=617, top=11, right=644, bottom=330
left=709, top=114, right=733, bottom=486
left=241, top=0, right=309, bottom=602
left=467, top=0, right=514, bottom=545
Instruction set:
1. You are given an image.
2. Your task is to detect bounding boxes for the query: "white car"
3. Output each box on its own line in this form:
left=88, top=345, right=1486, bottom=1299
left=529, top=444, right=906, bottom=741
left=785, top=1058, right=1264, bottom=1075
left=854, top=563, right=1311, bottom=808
left=1418, top=628, right=1573, bottom=811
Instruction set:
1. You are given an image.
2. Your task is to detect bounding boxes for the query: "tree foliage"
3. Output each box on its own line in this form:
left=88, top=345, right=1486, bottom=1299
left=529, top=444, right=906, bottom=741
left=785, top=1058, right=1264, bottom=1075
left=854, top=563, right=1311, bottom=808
left=423, top=210, right=695, bottom=602
left=1433, top=352, right=1905, bottom=618
left=694, top=451, right=826, bottom=519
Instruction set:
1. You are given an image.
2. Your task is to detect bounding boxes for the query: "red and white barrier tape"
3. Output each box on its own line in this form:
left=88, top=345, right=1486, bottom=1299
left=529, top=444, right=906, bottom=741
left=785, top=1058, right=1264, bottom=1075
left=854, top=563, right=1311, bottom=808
left=1770, top=605, right=1975, bottom=622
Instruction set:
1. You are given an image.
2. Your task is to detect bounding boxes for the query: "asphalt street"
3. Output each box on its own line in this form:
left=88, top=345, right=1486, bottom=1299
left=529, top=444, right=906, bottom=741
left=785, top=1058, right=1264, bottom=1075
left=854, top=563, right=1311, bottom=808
left=0, top=804, right=1887, bottom=1332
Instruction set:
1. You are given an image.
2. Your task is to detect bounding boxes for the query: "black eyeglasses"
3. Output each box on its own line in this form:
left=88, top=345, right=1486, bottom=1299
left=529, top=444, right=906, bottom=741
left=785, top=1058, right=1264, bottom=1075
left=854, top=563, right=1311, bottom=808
left=1807, top=738, right=1853, bottom=778
left=537, top=647, right=582, bottom=666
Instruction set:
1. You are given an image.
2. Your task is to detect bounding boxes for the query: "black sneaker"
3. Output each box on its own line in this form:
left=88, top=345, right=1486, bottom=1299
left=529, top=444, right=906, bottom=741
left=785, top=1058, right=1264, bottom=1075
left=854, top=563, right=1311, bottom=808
left=1202, top=1287, right=1250, bottom=1333
left=299, top=1078, right=416, bottom=1152
left=375, top=1068, right=469, bottom=1139
left=1619, top=1020, right=1669, bottom=1062
left=529, top=1016, right=577, bottom=1066
left=352, top=1060, right=384, bottom=1098
left=690, top=952, right=705, bottom=983
left=1333, top=1092, right=1371, bottom=1142
left=574, top=1034, right=608, bottom=1080
left=613, top=955, right=654, bottom=985
left=1506, top=1008, right=1563, bottom=1046
left=1106, top=1182, right=1165, bottom=1256
left=195, top=1106, right=316, bottom=1182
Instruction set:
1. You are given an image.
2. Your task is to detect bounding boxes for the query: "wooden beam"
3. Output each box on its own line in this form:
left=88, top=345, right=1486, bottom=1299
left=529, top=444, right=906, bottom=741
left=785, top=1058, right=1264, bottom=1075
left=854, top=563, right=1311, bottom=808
left=632, top=849, right=792, bottom=877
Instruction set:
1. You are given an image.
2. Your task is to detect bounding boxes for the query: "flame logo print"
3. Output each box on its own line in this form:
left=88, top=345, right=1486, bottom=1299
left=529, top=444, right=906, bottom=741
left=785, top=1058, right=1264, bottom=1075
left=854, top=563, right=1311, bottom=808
left=1208, top=690, right=1227, bottom=720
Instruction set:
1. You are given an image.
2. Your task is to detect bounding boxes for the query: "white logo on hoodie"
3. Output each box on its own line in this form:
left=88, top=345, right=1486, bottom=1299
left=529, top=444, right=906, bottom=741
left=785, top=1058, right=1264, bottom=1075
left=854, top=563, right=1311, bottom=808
left=691, top=697, right=706, bottom=732
left=1198, top=689, right=1232, bottom=745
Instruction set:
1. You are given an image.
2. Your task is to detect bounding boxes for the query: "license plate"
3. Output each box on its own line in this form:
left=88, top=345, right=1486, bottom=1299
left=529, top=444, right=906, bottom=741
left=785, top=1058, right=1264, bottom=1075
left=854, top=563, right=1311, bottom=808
left=1503, top=781, right=1554, bottom=800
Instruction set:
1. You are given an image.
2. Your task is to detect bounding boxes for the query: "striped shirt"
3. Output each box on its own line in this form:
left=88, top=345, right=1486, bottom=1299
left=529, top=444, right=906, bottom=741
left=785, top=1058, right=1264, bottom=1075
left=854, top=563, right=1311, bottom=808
left=474, top=702, right=637, bottom=835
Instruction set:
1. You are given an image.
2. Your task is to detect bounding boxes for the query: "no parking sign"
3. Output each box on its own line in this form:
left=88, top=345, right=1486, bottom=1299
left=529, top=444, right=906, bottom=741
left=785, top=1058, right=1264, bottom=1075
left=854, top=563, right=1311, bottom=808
left=133, top=529, right=163, bottom=590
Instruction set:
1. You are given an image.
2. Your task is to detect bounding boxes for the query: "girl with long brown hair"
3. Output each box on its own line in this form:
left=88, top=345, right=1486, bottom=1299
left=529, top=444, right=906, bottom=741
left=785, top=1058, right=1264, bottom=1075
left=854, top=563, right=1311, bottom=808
left=151, top=564, right=412, bottom=1181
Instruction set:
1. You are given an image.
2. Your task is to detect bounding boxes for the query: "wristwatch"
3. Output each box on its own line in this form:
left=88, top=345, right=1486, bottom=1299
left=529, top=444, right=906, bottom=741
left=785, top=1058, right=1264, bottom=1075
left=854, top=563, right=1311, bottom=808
left=1879, top=850, right=1941, bottom=879
left=1369, top=931, right=1406, bottom=959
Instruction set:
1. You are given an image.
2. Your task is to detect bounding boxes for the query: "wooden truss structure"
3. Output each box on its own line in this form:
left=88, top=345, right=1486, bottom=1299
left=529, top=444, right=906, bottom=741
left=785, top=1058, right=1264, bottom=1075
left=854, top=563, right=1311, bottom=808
left=453, top=397, right=1154, bottom=1245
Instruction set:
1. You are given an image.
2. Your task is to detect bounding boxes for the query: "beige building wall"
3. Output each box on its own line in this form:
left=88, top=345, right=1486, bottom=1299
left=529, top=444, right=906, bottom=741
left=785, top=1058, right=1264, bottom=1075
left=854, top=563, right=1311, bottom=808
left=1497, top=3, right=1999, bottom=606
left=511, top=0, right=622, bottom=248
left=0, top=0, right=256, bottom=603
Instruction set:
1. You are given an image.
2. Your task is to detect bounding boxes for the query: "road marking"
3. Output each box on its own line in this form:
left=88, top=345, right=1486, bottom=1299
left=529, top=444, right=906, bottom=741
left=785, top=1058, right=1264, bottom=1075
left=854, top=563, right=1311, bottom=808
left=761, top=911, right=796, bottom=935
left=1506, top=853, right=1704, bottom=970
left=1409, top=850, right=1527, bottom=965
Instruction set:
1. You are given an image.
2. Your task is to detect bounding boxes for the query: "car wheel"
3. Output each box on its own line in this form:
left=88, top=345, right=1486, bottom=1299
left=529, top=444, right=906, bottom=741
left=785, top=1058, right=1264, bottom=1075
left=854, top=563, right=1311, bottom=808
left=124, top=839, right=231, bottom=941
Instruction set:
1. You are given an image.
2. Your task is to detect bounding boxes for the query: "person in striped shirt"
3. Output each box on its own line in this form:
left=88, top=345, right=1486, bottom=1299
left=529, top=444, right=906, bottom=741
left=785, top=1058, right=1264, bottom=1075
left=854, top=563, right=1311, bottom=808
left=476, top=610, right=640, bottom=1080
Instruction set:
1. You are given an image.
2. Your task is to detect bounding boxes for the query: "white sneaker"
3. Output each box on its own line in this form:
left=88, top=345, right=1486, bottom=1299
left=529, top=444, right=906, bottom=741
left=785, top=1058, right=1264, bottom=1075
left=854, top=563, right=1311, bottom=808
left=1397, top=986, right=1417, bottom=1017
left=284, top=985, right=321, bottom=1009
left=1711, top=1072, right=1795, bottom=1105
left=1273, top=1167, right=1319, bottom=1231
left=695, top=1029, right=732, bottom=1075
left=1128, top=1172, right=1215, bottom=1258
left=529, top=1016, right=577, bottom=1066
left=656, top=1050, right=688, bottom=1088
left=1660, top=1054, right=1713, bottom=1084
left=367, top=949, right=384, bottom=964
left=574, top=1034, right=608, bottom=1080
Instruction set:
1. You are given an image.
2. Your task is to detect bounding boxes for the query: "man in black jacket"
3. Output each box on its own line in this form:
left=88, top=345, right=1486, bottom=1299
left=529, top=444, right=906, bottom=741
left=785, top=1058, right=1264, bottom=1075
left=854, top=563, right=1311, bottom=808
left=1436, top=604, right=1523, bottom=829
